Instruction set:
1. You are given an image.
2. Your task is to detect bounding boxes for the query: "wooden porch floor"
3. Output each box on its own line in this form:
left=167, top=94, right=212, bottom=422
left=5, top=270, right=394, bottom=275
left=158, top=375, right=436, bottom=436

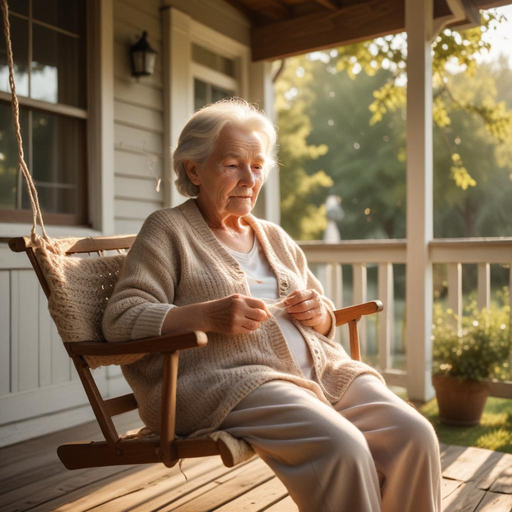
left=1, top=410, right=511, bottom=512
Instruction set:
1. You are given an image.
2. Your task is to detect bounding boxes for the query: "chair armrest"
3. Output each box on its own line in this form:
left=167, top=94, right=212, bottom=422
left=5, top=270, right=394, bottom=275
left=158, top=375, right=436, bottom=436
left=334, top=300, right=383, bottom=326
left=64, top=331, right=207, bottom=357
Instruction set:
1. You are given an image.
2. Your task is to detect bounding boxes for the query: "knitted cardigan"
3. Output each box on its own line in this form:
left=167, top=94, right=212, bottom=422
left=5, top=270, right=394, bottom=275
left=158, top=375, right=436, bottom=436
left=102, top=198, right=385, bottom=438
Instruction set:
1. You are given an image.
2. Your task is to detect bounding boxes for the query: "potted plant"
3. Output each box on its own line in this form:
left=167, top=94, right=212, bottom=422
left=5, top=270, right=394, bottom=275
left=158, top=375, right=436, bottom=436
left=432, top=287, right=511, bottom=426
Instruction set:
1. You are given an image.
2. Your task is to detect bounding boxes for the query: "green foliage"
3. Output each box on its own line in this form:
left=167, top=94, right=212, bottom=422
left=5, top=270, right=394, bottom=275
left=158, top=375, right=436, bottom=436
left=331, top=9, right=512, bottom=190
left=303, top=61, right=407, bottom=239
left=275, top=10, right=512, bottom=241
left=275, top=57, right=333, bottom=240
left=432, top=287, right=511, bottom=381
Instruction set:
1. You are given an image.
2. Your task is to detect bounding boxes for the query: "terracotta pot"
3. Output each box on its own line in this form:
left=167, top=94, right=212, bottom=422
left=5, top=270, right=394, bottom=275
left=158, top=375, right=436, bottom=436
left=432, top=374, right=490, bottom=426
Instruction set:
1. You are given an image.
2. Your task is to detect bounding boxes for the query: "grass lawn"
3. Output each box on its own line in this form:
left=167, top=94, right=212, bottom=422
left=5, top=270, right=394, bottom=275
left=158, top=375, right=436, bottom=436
left=391, top=387, right=512, bottom=453
left=418, top=396, right=512, bottom=454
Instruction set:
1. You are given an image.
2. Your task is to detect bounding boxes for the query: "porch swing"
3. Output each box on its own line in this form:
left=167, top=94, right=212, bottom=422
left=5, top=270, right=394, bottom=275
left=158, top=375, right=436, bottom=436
left=2, top=0, right=383, bottom=472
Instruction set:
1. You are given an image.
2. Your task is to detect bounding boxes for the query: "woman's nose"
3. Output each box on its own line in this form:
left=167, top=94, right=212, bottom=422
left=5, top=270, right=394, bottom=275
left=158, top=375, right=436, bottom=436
left=239, top=165, right=256, bottom=186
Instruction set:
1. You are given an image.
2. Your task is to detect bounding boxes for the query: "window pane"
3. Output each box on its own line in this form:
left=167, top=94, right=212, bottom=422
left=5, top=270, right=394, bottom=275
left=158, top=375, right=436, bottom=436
left=194, top=79, right=208, bottom=111
left=0, top=102, right=29, bottom=210
left=192, top=44, right=235, bottom=78
left=23, top=184, right=78, bottom=215
left=31, top=24, right=86, bottom=107
left=32, top=111, right=85, bottom=188
left=9, top=0, right=28, bottom=16
left=0, top=15, right=29, bottom=97
left=32, top=0, right=85, bottom=36
left=212, top=85, right=234, bottom=103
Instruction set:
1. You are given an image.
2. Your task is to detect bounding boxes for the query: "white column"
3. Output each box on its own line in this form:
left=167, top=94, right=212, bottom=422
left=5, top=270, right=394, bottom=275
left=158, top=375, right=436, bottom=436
left=162, top=7, right=192, bottom=208
left=88, top=0, right=114, bottom=234
left=405, top=0, right=435, bottom=401
left=249, top=60, right=280, bottom=224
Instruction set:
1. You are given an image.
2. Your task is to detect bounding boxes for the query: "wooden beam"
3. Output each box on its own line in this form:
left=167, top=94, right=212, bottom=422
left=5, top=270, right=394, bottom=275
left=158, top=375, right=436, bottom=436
left=251, top=0, right=405, bottom=61
left=314, top=0, right=338, bottom=10
left=237, top=0, right=291, bottom=20
left=250, top=0, right=512, bottom=61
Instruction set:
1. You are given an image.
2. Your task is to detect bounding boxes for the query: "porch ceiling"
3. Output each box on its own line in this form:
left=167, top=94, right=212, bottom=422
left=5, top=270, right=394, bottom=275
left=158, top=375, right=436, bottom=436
left=223, top=0, right=512, bottom=61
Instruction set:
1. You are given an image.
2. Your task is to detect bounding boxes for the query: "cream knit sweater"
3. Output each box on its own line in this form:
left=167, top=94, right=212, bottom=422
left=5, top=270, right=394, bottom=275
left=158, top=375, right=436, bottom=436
left=102, top=199, right=385, bottom=438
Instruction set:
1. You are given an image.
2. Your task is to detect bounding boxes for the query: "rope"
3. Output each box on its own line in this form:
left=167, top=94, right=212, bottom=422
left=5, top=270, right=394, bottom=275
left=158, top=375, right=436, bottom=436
left=1, top=0, right=50, bottom=243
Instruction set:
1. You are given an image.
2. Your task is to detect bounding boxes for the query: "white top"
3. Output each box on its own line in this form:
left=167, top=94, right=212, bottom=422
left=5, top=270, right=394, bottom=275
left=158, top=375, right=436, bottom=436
left=222, top=236, right=315, bottom=380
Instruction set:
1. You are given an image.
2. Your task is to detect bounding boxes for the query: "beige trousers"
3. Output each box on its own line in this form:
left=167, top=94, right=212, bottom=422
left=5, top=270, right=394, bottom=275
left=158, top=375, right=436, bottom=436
left=219, top=374, right=442, bottom=512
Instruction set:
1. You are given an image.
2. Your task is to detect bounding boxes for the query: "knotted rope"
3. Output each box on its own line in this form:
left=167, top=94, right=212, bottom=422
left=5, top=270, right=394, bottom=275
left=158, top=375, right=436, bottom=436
left=1, top=0, right=51, bottom=246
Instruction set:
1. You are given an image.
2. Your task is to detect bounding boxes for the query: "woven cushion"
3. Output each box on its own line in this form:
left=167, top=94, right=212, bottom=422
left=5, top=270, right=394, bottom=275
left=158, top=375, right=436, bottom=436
left=34, top=238, right=144, bottom=368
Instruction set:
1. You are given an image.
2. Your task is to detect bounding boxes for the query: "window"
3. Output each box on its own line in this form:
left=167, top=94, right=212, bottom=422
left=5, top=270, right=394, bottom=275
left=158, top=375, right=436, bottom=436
left=192, top=43, right=236, bottom=111
left=0, top=0, right=87, bottom=225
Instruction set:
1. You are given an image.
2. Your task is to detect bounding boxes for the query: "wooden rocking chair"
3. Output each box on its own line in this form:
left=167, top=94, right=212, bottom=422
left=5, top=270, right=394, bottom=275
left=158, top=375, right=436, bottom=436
left=9, top=234, right=383, bottom=471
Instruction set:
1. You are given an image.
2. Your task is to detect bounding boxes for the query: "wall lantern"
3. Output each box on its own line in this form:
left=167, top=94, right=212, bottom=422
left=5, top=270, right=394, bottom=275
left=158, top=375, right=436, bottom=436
left=130, top=31, right=157, bottom=77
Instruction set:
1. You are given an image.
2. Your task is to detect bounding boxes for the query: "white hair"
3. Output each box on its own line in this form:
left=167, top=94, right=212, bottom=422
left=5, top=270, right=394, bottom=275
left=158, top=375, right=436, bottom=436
left=172, top=97, right=278, bottom=197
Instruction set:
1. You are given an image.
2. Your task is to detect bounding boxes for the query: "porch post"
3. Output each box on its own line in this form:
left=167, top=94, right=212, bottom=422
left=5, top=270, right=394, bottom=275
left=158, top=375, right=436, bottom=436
left=249, top=61, right=280, bottom=224
left=405, top=0, right=435, bottom=401
left=162, top=7, right=192, bottom=208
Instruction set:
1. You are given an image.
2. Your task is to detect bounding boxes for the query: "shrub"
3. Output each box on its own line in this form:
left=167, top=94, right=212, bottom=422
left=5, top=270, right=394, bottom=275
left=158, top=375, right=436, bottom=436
left=432, top=287, right=511, bottom=381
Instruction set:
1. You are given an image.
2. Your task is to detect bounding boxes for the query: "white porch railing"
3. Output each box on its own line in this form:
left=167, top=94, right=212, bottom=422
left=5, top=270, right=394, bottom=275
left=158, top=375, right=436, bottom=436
left=299, top=238, right=512, bottom=400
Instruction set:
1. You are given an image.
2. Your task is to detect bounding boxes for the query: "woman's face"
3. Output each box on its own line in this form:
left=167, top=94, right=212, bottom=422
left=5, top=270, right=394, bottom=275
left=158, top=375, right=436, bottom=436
left=186, top=124, right=268, bottom=220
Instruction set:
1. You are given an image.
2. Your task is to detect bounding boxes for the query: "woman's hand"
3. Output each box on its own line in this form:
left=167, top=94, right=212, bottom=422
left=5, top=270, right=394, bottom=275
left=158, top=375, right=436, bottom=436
left=284, top=289, right=332, bottom=336
left=204, top=294, right=271, bottom=335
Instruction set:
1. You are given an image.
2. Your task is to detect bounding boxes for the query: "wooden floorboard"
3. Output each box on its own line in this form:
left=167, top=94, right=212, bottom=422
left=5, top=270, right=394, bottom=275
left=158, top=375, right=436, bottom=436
left=1, top=417, right=511, bottom=512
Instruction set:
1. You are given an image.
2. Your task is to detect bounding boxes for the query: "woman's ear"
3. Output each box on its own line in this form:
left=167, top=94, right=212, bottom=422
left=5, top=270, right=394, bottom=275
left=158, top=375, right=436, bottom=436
left=184, top=160, right=201, bottom=186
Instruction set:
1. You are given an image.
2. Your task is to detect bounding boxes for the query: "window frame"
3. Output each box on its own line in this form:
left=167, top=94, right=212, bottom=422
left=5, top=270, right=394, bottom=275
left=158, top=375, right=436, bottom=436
left=163, top=8, right=251, bottom=208
left=0, top=0, right=114, bottom=238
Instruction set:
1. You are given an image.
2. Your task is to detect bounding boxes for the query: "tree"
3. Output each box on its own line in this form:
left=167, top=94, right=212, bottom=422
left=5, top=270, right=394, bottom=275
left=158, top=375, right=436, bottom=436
left=274, top=56, right=333, bottom=240
left=275, top=9, right=512, bottom=240
left=331, top=10, right=512, bottom=190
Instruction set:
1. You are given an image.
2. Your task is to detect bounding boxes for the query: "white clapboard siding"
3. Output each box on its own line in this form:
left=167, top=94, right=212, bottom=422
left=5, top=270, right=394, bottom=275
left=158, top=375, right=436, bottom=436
left=113, top=0, right=162, bottom=40
left=0, top=271, right=10, bottom=396
left=115, top=148, right=164, bottom=180
left=167, top=0, right=251, bottom=46
left=114, top=19, right=161, bottom=46
left=115, top=176, right=164, bottom=203
left=38, top=285, right=53, bottom=388
left=115, top=218, right=145, bottom=235
left=114, top=100, right=164, bottom=133
left=115, top=198, right=163, bottom=220
left=114, top=77, right=163, bottom=110
left=15, top=271, right=40, bottom=392
left=118, top=0, right=161, bottom=19
left=114, top=124, right=163, bottom=156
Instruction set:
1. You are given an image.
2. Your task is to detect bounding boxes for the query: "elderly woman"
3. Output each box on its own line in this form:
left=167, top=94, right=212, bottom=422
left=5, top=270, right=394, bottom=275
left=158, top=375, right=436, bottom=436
left=103, top=98, right=441, bottom=512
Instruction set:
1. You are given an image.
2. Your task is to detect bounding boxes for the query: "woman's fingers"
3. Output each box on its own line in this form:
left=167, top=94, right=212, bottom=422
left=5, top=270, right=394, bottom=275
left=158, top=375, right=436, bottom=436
left=291, top=306, right=324, bottom=321
left=244, top=296, right=271, bottom=318
left=284, top=289, right=327, bottom=327
left=285, top=290, right=321, bottom=314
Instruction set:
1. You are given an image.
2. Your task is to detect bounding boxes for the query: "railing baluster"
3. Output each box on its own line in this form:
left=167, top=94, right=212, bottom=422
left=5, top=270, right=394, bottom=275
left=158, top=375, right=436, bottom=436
left=325, top=264, right=344, bottom=346
left=378, top=263, right=394, bottom=372
left=352, top=263, right=367, bottom=357
left=447, top=263, right=462, bottom=330
left=477, top=263, right=491, bottom=310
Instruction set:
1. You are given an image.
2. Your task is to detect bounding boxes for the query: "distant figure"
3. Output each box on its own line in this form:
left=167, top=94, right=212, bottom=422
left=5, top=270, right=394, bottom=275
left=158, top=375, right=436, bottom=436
left=323, top=194, right=344, bottom=242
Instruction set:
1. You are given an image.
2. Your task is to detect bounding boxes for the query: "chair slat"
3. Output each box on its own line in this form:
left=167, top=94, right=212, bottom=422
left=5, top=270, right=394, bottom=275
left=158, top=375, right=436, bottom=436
left=105, top=393, right=138, bottom=416
left=8, top=235, right=137, bottom=255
